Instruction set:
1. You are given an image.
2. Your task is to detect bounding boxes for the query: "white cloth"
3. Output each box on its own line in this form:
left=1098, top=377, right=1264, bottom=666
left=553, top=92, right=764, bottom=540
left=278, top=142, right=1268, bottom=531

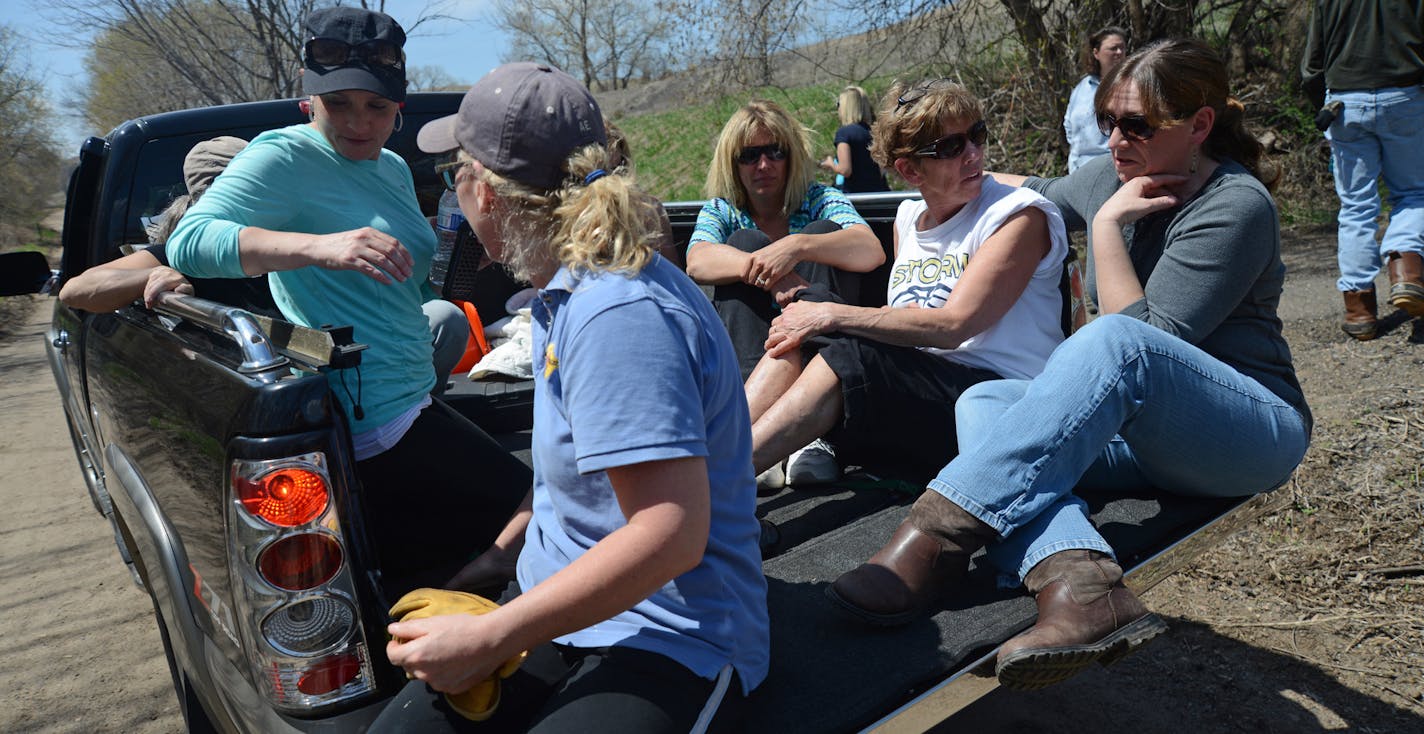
left=467, top=287, right=539, bottom=380
left=887, top=178, right=1068, bottom=380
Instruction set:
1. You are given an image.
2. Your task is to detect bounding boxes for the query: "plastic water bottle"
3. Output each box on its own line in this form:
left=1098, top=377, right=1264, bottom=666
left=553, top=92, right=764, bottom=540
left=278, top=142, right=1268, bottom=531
left=431, top=189, right=464, bottom=290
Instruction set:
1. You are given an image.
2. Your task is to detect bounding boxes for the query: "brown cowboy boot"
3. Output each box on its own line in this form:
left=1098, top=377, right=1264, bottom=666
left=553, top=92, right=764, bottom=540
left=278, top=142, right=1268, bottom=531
left=995, top=550, right=1167, bottom=690
left=827, top=491, right=996, bottom=626
left=1387, top=251, right=1424, bottom=317
left=1341, top=289, right=1378, bottom=340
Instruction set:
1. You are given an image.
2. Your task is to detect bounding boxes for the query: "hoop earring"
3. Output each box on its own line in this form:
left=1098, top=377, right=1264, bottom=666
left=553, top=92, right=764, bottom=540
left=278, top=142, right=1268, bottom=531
left=394, top=109, right=404, bottom=132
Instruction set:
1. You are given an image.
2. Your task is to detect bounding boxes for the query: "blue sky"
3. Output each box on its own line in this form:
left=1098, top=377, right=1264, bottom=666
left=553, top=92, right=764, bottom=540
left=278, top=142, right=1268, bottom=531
left=11, top=0, right=506, bottom=154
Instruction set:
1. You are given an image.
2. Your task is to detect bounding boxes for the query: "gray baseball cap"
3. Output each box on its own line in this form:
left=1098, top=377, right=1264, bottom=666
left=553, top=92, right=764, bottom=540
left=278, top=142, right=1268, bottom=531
left=417, top=62, right=606, bottom=190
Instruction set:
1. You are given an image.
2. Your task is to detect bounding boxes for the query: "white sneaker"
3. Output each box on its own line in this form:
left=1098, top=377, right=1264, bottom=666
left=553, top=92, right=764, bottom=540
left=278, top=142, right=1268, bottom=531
left=756, top=460, right=786, bottom=493
left=786, top=439, right=840, bottom=485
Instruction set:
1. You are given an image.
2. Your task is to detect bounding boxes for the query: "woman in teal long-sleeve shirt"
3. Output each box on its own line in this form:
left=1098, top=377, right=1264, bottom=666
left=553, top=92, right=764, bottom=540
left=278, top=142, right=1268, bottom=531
left=167, top=6, right=527, bottom=599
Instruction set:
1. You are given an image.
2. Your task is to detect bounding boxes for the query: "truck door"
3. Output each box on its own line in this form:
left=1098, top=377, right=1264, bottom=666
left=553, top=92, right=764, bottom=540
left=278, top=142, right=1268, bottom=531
left=49, top=137, right=111, bottom=498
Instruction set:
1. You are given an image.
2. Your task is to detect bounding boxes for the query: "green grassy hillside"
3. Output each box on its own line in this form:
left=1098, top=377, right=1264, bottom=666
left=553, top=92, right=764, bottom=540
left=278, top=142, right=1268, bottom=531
left=616, top=80, right=905, bottom=202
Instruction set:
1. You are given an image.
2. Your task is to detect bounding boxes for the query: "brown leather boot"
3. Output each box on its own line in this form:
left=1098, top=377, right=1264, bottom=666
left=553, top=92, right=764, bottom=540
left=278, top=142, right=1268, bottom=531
left=995, top=550, right=1167, bottom=690
left=826, top=491, right=996, bottom=626
left=1341, top=289, right=1378, bottom=340
left=1387, top=251, right=1424, bottom=317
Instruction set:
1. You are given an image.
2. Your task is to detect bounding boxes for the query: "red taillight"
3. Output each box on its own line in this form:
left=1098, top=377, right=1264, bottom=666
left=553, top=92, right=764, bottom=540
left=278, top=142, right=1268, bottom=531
left=238, top=468, right=328, bottom=526
left=258, top=533, right=343, bottom=590
left=296, top=652, right=363, bottom=695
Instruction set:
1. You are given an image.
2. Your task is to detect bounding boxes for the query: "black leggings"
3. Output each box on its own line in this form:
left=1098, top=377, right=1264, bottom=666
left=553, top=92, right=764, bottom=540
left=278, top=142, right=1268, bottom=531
left=356, top=399, right=531, bottom=601
left=712, top=219, right=863, bottom=379
left=369, top=644, right=748, bottom=734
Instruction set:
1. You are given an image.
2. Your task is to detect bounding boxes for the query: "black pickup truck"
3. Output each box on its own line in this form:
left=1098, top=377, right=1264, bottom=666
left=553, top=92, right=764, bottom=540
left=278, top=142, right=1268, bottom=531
left=0, top=93, right=1286, bottom=733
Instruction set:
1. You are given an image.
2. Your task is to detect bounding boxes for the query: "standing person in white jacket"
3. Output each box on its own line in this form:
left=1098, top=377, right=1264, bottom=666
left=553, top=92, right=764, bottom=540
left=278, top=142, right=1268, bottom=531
left=1064, top=27, right=1129, bottom=173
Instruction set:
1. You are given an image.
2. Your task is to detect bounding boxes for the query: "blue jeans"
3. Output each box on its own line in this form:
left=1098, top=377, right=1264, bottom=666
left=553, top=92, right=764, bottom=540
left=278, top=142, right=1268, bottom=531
left=931, top=315, right=1309, bottom=583
left=1326, top=86, right=1424, bottom=292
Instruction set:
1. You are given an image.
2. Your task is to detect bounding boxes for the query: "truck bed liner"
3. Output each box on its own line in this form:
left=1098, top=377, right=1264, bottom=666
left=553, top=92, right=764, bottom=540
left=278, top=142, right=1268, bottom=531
left=441, top=377, right=535, bottom=433
left=473, top=419, right=1261, bottom=732
left=745, top=485, right=1251, bottom=732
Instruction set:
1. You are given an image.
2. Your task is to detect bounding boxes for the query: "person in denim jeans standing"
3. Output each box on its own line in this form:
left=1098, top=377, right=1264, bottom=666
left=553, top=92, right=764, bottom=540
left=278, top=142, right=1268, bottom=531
left=827, top=39, right=1312, bottom=691
left=1302, top=0, right=1424, bottom=339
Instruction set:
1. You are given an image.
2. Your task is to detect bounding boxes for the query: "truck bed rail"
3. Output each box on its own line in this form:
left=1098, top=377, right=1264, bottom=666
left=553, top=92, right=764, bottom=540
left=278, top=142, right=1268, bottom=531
left=152, top=292, right=366, bottom=372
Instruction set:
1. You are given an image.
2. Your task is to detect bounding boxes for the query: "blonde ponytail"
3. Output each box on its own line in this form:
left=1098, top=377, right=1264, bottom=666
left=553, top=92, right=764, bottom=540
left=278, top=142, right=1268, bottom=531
left=554, top=144, right=655, bottom=274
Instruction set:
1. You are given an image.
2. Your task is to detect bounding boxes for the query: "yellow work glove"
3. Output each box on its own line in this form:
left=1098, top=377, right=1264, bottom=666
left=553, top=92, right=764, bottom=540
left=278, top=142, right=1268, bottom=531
left=388, top=588, right=527, bottom=721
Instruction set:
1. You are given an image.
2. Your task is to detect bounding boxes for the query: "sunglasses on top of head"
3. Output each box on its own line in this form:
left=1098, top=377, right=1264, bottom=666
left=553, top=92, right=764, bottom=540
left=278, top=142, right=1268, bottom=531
left=736, top=144, right=787, bottom=165
left=1095, top=112, right=1160, bottom=141
left=305, top=38, right=404, bottom=70
left=896, top=78, right=955, bottom=110
left=913, top=120, right=989, bottom=160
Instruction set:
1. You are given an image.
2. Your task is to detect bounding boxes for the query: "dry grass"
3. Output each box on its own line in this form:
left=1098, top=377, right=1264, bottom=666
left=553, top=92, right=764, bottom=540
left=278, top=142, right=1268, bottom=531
left=1149, top=227, right=1424, bottom=720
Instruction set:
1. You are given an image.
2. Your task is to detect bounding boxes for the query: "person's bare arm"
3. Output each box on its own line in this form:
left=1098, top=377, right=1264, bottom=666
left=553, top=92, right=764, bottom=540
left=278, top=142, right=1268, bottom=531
left=744, top=223, right=884, bottom=286
left=685, top=241, right=755, bottom=284
left=234, top=226, right=414, bottom=283
left=820, top=142, right=854, bottom=177
left=387, top=456, right=710, bottom=694
left=1091, top=174, right=1187, bottom=313
left=763, top=208, right=1051, bottom=357
left=58, top=250, right=192, bottom=312
left=445, top=489, right=533, bottom=593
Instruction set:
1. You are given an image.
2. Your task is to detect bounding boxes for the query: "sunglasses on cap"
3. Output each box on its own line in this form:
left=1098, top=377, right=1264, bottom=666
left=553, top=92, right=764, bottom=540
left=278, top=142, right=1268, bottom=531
left=913, top=120, right=989, bottom=160
left=1096, top=112, right=1160, bottom=141
left=305, top=38, right=403, bottom=70
left=737, top=144, right=787, bottom=165
left=896, top=78, right=955, bottom=110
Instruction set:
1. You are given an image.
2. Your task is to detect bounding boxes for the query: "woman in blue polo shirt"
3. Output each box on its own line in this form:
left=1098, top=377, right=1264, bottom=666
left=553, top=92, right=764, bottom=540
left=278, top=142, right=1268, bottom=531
left=383, top=63, right=768, bottom=734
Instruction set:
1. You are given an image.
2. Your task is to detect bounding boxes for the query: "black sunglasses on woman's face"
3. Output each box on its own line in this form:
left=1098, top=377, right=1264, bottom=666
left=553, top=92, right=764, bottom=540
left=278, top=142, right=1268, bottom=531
left=305, top=38, right=404, bottom=69
left=1096, top=112, right=1157, bottom=141
left=737, top=144, right=787, bottom=165
left=913, top=120, right=989, bottom=160
left=435, top=160, right=464, bottom=192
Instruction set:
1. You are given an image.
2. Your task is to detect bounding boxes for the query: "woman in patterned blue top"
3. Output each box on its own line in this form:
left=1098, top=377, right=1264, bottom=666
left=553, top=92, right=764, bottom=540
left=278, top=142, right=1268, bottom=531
left=686, top=100, right=885, bottom=380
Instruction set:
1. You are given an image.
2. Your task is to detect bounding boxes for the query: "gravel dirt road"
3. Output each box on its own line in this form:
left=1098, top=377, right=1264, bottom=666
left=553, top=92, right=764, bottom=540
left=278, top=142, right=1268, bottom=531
left=1, top=224, right=1420, bottom=733
left=0, top=300, right=180, bottom=733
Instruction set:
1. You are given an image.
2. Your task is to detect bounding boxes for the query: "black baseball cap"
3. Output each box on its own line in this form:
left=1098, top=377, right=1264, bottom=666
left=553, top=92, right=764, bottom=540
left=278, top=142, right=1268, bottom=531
left=416, top=63, right=606, bottom=190
left=302, top=7, right=407, bottom=103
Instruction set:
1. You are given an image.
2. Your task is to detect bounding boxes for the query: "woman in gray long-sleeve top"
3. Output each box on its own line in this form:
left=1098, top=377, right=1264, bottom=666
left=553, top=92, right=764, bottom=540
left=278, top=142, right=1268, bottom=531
left=827, top=39, right=1312, bottom=690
